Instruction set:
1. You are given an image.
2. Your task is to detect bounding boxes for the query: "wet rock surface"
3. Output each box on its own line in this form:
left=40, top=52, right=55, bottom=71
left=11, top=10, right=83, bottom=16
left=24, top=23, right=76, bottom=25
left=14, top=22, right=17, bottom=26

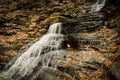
left=57, top=11, right=119, bottom=80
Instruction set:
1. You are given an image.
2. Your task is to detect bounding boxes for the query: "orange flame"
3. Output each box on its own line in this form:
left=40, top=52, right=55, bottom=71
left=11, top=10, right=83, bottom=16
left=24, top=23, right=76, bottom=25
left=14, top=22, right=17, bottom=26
left=67, top=44, right=71, bottom=48
left=86, top=45, right=89, bottom=49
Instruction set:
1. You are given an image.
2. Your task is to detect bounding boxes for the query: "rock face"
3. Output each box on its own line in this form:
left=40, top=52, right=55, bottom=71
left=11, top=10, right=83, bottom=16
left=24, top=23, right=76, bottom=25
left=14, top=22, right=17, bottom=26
left=57, top=4, right=119, bottom=79
left=0, top=0, right=85, bottom=69
left=64, top=12, right=105, bottom=50
left=0, top=0, right=120, bottom=80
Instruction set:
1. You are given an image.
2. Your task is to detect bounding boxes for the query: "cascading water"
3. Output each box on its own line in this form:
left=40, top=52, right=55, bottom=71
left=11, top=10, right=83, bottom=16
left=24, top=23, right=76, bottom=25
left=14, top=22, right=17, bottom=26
left=1, top=22, right=66, bottom=80
left=91, top=0, right=106, bottom=12
left=81, top=0, right=106, bottom=14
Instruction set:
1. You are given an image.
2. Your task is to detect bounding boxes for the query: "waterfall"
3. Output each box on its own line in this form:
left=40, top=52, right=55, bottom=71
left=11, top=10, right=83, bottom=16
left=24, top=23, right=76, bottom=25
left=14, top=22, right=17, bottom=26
left=91, top=0, right=106, bottom=12
left=48, top=22, right=62, bottom=34
left=2, top=22, right=65, bottom=80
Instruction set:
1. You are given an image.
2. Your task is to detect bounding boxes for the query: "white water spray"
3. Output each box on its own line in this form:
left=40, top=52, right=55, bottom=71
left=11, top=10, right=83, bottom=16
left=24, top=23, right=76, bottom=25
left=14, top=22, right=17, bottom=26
left=3, top=22, right=65, bottom=79
left=91, top=0, right=106, bottom=12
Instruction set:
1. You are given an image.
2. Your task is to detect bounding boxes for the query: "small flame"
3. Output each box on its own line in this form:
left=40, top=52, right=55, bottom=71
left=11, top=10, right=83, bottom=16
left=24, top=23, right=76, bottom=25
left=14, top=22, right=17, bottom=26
left=67, top=44, right=71, bottom=48
left=86, top=45, right=89, bottom=49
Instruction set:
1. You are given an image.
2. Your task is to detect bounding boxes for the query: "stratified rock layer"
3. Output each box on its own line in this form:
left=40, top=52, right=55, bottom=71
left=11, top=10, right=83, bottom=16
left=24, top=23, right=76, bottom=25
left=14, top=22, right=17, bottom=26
left=0, top=0, right=120, bottom=80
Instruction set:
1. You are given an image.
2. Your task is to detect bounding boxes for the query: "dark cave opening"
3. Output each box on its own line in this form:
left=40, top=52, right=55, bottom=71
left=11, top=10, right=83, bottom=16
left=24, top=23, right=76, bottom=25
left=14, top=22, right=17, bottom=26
left=63, top=36, right=79, bottom=50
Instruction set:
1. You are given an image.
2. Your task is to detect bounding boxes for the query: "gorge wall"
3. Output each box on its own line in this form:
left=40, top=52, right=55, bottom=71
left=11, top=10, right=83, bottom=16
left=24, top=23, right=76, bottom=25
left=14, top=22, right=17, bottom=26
left=0, top=0, right=120, bottom=80
left=0, top=0, right=85, bottom=68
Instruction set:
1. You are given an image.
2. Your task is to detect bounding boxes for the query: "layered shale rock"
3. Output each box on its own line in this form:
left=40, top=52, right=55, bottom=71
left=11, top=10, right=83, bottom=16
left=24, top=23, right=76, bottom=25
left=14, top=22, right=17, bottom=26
left=0, top=0, right=120, bottom=80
